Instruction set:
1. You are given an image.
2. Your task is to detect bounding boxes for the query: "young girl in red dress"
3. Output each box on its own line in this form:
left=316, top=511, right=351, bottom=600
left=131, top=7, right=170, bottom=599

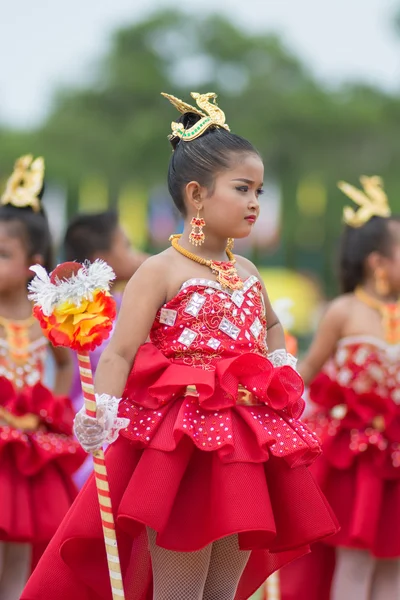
left=22, top=92, right=337, bottom=600
left=280, top=176, right=400, bottom=600
left=0, top=155, right=85, bottom=599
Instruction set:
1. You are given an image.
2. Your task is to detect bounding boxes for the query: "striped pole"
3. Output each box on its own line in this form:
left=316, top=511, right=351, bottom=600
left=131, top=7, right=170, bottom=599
left=265, top=572, right=281, bottom=600
left=77, top=351, right=125, bottom=600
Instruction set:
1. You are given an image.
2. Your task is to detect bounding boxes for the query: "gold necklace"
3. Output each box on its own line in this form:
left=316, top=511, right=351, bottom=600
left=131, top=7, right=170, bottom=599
left=0, top=315, right=36, bottom=365
left=355, top=287, right=400, bottom=344
left=170, top=234, right=243, bottom=290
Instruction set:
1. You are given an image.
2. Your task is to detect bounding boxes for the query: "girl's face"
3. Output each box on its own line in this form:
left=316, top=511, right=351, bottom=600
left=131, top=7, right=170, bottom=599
left=0, top=223, right=32, bottom=293
left=194, top=153, right=264, bottom=240
left=98, top=225, right=139, bottom=282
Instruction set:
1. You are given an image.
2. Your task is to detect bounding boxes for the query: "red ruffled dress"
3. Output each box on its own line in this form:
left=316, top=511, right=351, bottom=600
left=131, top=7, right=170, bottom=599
left=0, top=331, right=85, bottom=545
left=280, top=336, right=400, bottom=600
left=22, top=276, right=337, bottom=600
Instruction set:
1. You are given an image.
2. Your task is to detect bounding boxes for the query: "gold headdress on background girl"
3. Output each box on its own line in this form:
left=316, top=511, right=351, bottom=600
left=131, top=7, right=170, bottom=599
left=161, top=91, right=230, bottom=143
left=338, top=175, right=391, bottom=228
left=1, top=154, right=45, bottom=212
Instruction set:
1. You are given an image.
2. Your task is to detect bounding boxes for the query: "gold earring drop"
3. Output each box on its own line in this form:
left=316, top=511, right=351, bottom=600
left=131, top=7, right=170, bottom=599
left=189, top=209, right=206, bottom=246
left=374, top=267, right=390, bottom=296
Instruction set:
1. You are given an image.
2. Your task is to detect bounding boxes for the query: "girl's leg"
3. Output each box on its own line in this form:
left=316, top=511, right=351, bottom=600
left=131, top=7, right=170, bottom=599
left=147, top=528, right=212, bottom=600
left=0, top=542, right=31, bottom=600
left=371, top=558, right=400, bottom=599
left=203, top=535, right=251, bottom=600
left=331, top=547, right=374, bottom=600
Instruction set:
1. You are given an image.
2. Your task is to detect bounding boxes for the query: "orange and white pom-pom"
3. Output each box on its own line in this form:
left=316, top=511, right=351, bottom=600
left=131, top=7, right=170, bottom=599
left=28, top=261, right=117, bottom=352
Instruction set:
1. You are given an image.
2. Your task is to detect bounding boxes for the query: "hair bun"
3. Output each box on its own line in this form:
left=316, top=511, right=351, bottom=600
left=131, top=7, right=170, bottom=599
left=169, top=113, right=203, bottom=150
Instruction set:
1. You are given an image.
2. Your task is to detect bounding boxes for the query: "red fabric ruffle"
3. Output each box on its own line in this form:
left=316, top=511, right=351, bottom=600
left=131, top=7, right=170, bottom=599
left=120, top=344, right=318, bottom=468
left=0, top=377, right=85, bottom=543
left=308, top=373, right=400, bottom=479
left=0, top=377, right=85, bottom=476
left=124, top=342, right=305, bottom=416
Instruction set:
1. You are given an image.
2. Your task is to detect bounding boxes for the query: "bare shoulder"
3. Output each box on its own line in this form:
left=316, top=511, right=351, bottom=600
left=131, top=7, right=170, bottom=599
left=320, top=294, right=354, bottom=329
left=325, top=294, right=354, bottom=316
left=234, top=254, right=259, bottom=277
left=128, top=250, right=172, bottom=279
left=123, top=250, right=173, bottom=296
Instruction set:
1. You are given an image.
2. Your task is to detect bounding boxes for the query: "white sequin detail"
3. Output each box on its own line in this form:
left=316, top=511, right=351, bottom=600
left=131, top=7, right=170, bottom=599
left=219, top=318, right=240, bottom=340
left=250, top=317, right=263, bottom=339
left=159, top=308, right=178, bottom=326
left=207, top=338, right=221, bottom=350
left=231, top=291, right=245, bottom=308
left=184, top=293, right=206, bottom=317
left=178, top=328, right=198, bottom=347
left=242, top=276, right=258, bottom=293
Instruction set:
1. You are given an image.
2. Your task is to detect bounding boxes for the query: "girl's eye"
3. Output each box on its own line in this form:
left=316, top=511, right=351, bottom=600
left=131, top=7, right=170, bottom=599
left=236, top=186, right=249, bottom=193
left=257, top=188, right=265, bottom=196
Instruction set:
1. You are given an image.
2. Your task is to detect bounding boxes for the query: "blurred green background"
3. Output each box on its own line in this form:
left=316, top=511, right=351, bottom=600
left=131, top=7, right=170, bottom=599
left=1, top=6, right=400, bottom=344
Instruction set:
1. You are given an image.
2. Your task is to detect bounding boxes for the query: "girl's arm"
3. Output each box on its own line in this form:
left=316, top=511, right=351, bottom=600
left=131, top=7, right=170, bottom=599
left=261, top=281, right=286, bottom=352
left=235, top=256, right=286, bottom=351
left=94, top=256, right=169, bottom=398
left=49, top=346, right=74, bottom=396
left=299, top=297, right=348, bottom=385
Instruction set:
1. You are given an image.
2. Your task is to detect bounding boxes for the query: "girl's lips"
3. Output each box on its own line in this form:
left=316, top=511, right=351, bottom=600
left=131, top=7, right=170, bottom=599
left=245, top=215, right=256, bottom=223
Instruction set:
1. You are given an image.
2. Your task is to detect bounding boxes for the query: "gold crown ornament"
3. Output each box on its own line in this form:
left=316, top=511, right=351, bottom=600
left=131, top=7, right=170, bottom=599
left=161, top=91, right=230, bottom=142
left=1, top=154, right=45, bottom=212
left=338, top=175, right=391, bottom=228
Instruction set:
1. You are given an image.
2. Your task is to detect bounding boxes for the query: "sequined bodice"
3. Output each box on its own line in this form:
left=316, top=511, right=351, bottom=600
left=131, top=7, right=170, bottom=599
left=150, top=276, right=268, bottom=370
left=0, top=337, right=47, bottom=389
left=330, top=337, right=400, bottom=403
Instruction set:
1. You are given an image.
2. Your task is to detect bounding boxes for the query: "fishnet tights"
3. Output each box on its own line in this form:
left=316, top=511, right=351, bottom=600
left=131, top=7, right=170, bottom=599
left=147, top=528, right=250, bottom=600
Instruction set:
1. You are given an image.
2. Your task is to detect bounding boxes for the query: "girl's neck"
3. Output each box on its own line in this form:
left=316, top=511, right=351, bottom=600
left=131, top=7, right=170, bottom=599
left=179, top=226, right=230, bottom=262
left=0, top=286, right=33, bottom=321
left=359, top=280, right=399, bottom=304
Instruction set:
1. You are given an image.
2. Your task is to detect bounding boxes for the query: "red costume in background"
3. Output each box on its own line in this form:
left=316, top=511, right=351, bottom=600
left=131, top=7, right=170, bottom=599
left=281, top=336, right=400, bottom=599
left=0, top=317, right=85, bottom=547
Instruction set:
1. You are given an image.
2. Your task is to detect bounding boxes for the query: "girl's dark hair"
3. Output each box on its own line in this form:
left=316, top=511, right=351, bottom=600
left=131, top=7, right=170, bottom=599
left=339, top=216, right=400, bottom=293
left=0, top=191, right=53, bottom=272
left=168, top=113, right=260, bottom=215
left=64, top=210, right=119, bottom=263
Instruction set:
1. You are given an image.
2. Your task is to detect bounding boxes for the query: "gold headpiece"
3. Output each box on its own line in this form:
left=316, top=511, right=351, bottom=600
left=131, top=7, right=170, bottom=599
left=1, top=155, right=45, bottom=212
left=338, top=175, right=391, bottom=228
left=161, top=92, right=230, bottom=142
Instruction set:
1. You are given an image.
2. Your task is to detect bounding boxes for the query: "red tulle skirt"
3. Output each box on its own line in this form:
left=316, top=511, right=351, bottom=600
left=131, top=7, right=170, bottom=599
left=0, top=377, right=85, bottom=543
left=22, top=345, right=338, bottom=600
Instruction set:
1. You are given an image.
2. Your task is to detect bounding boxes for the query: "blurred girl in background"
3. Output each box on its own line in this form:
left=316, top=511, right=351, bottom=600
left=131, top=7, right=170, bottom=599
left=64, top=210, right=148, bottom=486
left=281, top=176, right=400, bottom=600
left=0, top=156, right=85, bottom=599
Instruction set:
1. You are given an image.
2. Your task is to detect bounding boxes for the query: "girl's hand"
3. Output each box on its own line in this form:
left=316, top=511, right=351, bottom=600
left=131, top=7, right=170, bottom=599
left=268, top=348, right=298, bottom=370
left=73, top=394, right=129, bottom=453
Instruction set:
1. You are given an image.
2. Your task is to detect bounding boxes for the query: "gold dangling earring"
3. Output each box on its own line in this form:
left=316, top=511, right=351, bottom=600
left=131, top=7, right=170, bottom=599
left=227, top=238, right=235, bottom=252
left=189, top=209, right=206, bottom=246
left=374, top=267, right=390, bottom=296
